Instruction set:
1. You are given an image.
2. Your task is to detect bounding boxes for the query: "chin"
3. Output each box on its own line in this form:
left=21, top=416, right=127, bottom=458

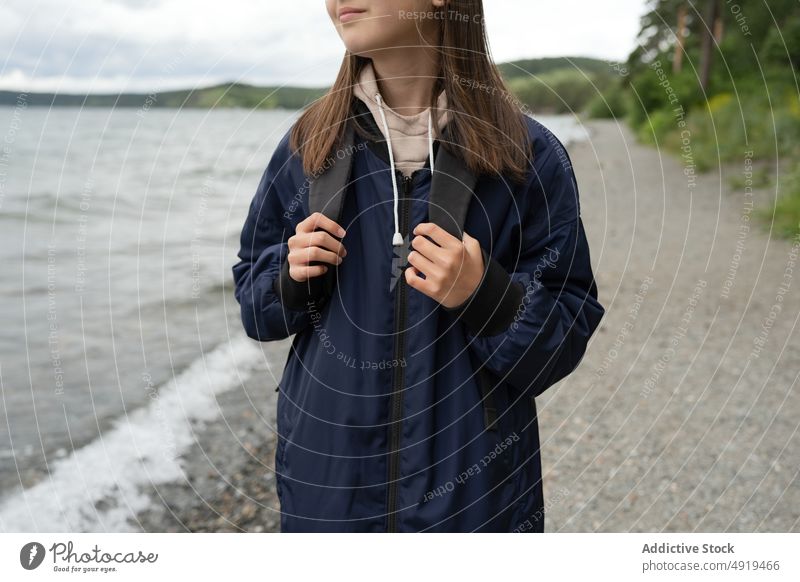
left=338, top=18, right=393, bottom=56
left=341, top=36, right=381, bottom=58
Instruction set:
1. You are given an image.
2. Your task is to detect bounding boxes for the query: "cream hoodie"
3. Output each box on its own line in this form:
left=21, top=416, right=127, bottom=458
left=352, top=60, right=450, bottom=177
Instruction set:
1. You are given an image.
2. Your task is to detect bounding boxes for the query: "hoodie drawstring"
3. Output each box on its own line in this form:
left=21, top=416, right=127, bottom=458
left=374, top=92, right=435, bottom=247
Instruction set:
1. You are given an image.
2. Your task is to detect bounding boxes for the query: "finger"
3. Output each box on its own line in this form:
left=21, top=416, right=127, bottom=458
left=290, top=245, right=343, bottom=266
left=461, top=232, right=482, bottom=261
left=412, top=222, right=461, bottom=249
left=407, top=248, right=440, bottom=277
left=297, top=212, right=346, bottom=237
left=410, top=234, right=446, bottom=263
left=288, top=230, right=346, bottom=256
left=306, top=230, right=347, bottom=256
left=291, top=264, right=328, bottom=282
left=404, top=265, right=434, bottom=296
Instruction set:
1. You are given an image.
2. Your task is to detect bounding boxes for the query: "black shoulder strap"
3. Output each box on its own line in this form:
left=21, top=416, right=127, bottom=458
left=308, top=122, right=356, bottom=221
left=304, top=124, right=355, bottom=302
left=427, top=135, right=478, bottom=240
left=308, top=120, right=478, bottom=239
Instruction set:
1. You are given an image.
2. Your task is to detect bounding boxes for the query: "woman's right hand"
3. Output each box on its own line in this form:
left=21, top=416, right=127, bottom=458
left=287, top=212, right=348, bottom=283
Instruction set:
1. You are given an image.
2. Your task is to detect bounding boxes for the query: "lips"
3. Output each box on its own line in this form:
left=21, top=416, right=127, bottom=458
left=338, top=6, right=366, bottom=22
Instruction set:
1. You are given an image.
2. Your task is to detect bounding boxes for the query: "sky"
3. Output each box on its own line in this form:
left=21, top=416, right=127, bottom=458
left=0, top=0, right=649, bottom=94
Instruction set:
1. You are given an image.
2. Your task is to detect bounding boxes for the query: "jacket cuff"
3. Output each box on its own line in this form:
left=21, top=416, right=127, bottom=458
left=272, top=257, right=331, bottom=312
left=443, top=247, right=524, bottom=337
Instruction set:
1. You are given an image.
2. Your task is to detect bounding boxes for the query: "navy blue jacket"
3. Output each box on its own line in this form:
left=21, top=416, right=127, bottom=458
left=232, top=99, right=605, bottom=532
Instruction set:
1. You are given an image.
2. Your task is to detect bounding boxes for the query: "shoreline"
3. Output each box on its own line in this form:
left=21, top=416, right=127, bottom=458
left=133, top=365, right=283, bottom=532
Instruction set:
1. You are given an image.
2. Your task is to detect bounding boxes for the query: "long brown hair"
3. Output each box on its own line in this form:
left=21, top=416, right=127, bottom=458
left=290, top=0, right=532, bottom=184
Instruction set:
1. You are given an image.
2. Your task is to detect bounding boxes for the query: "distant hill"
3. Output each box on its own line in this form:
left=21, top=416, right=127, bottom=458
left=499, top=56, right=615, bottom=114
left=0, top=57, right=609, bottom=113
left=0, top=82, right=328, bottom=110
left=498, top=56, right=611, bottom=81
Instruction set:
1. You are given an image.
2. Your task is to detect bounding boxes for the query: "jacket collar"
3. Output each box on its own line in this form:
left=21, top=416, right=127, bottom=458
left=308, top=98, right=477, bottom=241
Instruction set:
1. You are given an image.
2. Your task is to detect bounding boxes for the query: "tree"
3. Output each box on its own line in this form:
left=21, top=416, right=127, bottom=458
left=673, top=2, right=688, bottom=73
left=698, top=0, right=721, bottom=92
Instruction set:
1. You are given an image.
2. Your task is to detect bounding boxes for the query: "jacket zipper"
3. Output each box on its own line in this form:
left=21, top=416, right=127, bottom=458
left=387, top=172, right=413, bottom=532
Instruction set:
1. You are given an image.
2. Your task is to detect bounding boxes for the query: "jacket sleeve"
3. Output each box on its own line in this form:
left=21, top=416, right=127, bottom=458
left=231, top=134, right=330, bottom=341
left=445, top=128, right=605, bottom=400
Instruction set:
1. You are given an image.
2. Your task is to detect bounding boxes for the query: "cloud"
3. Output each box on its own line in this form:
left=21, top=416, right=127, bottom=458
left=0, top=0, right=646, bottom=93
left=484, top=0, right=646, bottom=63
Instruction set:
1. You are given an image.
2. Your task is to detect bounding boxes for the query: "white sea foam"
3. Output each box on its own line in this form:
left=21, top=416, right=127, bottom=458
left=0, top=334, right=267, bottom=532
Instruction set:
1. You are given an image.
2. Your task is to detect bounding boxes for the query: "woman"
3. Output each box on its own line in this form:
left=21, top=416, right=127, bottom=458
left=232, top=0, right=605, bottom=532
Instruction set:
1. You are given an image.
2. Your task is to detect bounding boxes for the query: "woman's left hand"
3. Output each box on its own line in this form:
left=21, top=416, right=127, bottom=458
left=404, top=222, right=485, bottom=309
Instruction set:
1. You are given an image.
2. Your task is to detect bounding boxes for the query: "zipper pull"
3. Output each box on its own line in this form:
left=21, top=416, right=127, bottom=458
left=403, top=174, right=412, bottom=194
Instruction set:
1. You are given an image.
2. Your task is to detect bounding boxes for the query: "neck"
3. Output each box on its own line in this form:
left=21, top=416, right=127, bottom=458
left=369, top=47, right=441, bottom=116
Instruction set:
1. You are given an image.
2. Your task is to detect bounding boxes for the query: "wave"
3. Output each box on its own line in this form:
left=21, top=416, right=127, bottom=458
left=0, top=334, right=266, bottom=533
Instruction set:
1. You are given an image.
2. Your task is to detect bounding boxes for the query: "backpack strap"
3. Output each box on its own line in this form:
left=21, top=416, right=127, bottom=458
left=305, top=123, right=356, bottom=303
left=308, top=123, right=356, bottom=221
left=430, top=133, right=498, bottom=433
left=427, top=132, right=478, bottom=241
left=309, top=112, right=478, bottom=242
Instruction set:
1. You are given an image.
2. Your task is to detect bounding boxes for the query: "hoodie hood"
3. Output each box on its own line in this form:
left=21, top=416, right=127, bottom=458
left=352, top=60, right=451, bottom=245
left=352, top=60, right=450, bottom=148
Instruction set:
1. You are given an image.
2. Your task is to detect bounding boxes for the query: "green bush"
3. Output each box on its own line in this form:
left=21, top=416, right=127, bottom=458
left=585, top=82, right=630, bottom=118
left=757, top=164, right=800, bottom=238
left=508, top=69, right=599, bottom=114
left=636, top=109, right=675, bottom=145
left=760, top=14, right=800, bottom=71
left=646, top=90, right=800, bottom=171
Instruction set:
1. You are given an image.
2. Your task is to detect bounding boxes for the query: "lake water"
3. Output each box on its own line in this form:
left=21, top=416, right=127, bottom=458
left=0, top=104, right=588, bottom=531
